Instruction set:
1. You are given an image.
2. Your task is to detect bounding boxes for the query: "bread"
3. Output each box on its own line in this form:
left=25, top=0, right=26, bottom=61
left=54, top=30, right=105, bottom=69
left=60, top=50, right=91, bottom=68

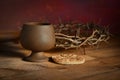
left=52, top=53, right=85, bottom=64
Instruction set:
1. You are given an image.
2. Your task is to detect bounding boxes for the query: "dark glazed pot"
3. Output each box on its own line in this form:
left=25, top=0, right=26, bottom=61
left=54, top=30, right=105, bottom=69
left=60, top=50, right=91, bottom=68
left=20, top=22, right=55, bottom=62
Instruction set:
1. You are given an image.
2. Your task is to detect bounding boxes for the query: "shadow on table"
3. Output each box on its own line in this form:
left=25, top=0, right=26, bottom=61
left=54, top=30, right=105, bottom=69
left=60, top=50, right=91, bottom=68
left=0, top=42, right=31, bottom=58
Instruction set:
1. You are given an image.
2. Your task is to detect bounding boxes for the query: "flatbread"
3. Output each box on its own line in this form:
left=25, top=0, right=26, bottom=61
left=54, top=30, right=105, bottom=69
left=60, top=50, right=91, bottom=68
left=51, top=54, right=85, bottom=64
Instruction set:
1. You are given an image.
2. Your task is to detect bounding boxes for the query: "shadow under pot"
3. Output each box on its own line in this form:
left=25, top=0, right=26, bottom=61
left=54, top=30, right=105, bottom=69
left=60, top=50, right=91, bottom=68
left=20, top=22, right=56, bottom=62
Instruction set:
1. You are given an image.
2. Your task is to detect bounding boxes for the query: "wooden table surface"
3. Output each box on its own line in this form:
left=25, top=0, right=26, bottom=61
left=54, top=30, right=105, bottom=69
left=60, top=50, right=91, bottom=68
left=0, top=35, right=120, bottom=80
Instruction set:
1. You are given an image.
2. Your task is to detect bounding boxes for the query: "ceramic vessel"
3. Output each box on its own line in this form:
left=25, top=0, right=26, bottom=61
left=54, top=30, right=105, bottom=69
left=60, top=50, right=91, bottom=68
left=20, top=22, right=55, bottom=62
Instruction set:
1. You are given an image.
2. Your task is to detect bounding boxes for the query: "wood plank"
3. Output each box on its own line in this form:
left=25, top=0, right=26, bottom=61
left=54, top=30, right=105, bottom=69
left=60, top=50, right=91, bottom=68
left=76, top=69, right=120, bottom=80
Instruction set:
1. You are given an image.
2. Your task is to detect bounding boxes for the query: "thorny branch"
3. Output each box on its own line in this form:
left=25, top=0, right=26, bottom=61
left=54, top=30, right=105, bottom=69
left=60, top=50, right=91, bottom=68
left=54, top=22, right=111, bottom=49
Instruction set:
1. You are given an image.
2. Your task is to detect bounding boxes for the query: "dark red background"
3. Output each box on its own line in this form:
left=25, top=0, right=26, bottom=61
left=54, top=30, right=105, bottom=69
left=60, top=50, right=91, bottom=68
left=0, top=0, right=119, bottom=34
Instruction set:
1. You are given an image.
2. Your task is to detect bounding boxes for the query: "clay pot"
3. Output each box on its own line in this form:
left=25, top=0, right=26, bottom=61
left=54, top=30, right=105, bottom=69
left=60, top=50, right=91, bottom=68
left=20, top=22, right=55, bottom=62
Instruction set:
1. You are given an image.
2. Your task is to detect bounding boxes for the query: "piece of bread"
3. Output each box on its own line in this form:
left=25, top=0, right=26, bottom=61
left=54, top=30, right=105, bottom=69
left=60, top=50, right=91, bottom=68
left=52, top=54, right=85, bottom=64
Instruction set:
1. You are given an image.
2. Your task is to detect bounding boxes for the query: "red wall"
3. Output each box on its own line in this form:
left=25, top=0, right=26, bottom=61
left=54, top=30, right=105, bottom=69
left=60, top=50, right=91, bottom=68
left=0, top=0, right=119, bottom=34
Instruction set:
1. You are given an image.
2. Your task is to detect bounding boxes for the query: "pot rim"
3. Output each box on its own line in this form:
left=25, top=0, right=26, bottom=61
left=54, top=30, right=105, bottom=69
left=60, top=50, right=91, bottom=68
left=24, top=22, right=51, bottom=26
